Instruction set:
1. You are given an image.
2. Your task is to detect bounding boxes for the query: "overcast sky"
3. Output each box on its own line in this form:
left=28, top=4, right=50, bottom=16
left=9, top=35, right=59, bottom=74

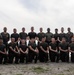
left=0, top=0, right=74, bottom=33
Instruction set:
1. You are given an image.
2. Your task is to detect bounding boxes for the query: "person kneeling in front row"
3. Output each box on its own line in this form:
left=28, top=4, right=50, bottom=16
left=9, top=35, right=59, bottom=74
left=19, top=39, right=28, bottom=64
left=59, top=38, right=69, bottom=62
left=49, top=38, right=59, bottom=62
left=0, top=38, right=8, bottom=64
left=8, top=38, right=20, bottom=64
left=28, top=38, right=39, bottom=63
left=39, top=37, right=49, bottom=63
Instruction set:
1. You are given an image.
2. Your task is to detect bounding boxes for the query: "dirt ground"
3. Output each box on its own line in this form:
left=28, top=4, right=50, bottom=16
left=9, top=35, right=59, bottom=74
left=0, top=62, right=74, bottom=75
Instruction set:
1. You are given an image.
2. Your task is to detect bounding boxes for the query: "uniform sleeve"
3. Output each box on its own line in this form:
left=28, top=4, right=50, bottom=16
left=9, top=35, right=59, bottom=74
left=8, top=33, right=10, bottom=41
left=19, top=33, right=21, bottom=38
left=72, top=33, right=73, bottom=37
left=26, top=33, right=28, bottom=37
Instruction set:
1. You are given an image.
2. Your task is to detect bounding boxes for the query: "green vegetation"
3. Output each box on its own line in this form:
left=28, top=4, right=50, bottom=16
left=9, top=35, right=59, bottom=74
left=31, top=66, right=49, bottom=74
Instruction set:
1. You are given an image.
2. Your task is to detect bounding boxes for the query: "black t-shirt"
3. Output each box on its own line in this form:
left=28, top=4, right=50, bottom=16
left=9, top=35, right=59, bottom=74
left=59, top=42, right=69, bottom=50
left=28, top=42, right=37, bottom=53
left=65, top=32, right=73, bottom=43
left=37, top=32, right=46, bottom=41
left=28, top=32, right=37, bottom=39
left=39, top=42, right=48, bottom=52
left=0, top=44, right=6, bottom=52
left=19, top=44, right=28, bottom=53
left=69, top=43, right=74, bottom=51
left=8, top=42, right=17, bottom=54
left=53, top=33, right=59, bottom=40
left=59, top=33, right=66, bottom=41
left=19, top=32, right=27, bottom=40
left=1, top=32, right=10, bottom=43
left=49, top=42, right=57, bottom=50
left=11, top=33, right=19, bottom=42
left=45, top=32, right=53, bottom=42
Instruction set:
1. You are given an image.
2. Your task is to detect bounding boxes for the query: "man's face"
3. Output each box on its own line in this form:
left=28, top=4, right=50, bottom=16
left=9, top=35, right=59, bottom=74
left=62, top=38, right=66, bottom=43
left=22, top=28, right=25, bottom=32
left=55, top=29, right=58, bottom=33
left=47, top=28, right=50, bottom=32
left=67, top=28, right=71, bottom=32
left=40, top=28, right=43, bottom=32
left=11, top=38, right=15, bottom=42
left=13, top=29, right=17, bottom=33
left=31, top=27, right=34, bottom=32
left=4, top=27, right=7, bottom=32
left=42, top=37, right=46, bottom=42
left=31, top=38, right=35, bottom=42
left=51, top=38, right=56, bottom=43
left=61, top=28, right=64, bottom=32
left=21, top=39, right=25, bottom=44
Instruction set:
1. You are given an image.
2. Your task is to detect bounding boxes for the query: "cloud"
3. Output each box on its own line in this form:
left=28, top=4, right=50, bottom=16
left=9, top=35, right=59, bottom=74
left=0, top=0, right=74, bottom=33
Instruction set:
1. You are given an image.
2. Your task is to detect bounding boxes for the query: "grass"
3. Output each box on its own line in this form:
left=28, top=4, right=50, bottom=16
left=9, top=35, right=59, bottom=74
left=31, top=66, right=49, bottom=74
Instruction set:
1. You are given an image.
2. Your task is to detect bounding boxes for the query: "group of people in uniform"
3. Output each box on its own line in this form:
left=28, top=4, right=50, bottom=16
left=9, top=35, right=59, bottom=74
left=0, top=26, right=74, bottom=64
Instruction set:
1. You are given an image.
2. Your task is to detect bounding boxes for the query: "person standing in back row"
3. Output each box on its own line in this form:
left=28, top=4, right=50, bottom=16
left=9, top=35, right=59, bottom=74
left=19, top=27, right=27, bottom=40
left=53, top=29, right=59, bottom=41
left=59, top=27, right=66, bottom=42
left=28, top=27, right=37, bottom=39
left=66, top=27, right=73, bottom=43
left=37, top=27, right=46, bottom=43
left=46, top=28, right=53, bottom=44
left=1, top=27, right=10, bottom=50
left=53, top=28, right=60, bottom=51
left=11, top=28, right=19, bottom=43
